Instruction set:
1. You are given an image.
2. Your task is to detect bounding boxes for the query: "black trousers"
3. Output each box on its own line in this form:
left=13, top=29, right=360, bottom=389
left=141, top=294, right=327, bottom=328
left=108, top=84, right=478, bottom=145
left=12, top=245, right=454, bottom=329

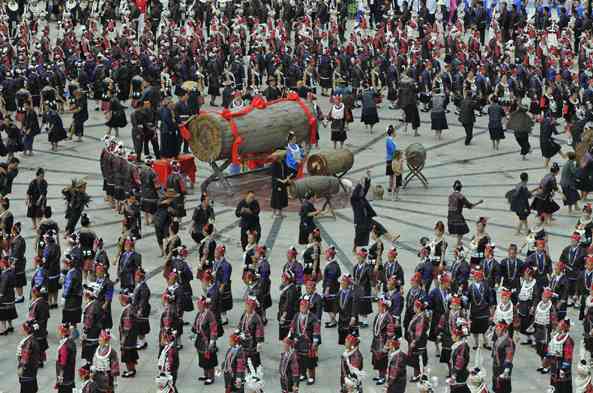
left=515, top=133, right=531, bottom=156
left=73, top=120, right=84, bottom=137
left=143, top=136, right=161, bottom=159
left=20, top=379, right=38, bottom=393
left=464, top=124, right=474, bottom=145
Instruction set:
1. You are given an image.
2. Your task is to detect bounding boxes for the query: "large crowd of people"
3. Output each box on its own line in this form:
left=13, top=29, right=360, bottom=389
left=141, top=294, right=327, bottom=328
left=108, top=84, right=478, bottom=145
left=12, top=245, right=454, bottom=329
left=2, top=0, right=593, bottom=392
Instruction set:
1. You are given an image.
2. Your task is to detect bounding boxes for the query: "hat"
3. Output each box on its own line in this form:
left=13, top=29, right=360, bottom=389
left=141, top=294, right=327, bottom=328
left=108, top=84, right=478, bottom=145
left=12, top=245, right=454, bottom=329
left=542, top=287, right=554, bottom=298
left=246, top=296, right=259, bottom=308
left=58, top=323, right=72, bottom=336
left=451, top=295, right=462, bottom=306
left=387, top=247, right=398, bottom=258
left=229, top=331, right=242, bottom=345
left=439, top=272, right=451, bottom=284
left=256, top=244, right=267, bottom=255
left=378, top=296, right=392, bottom=308
left=325, top=246, right=336, bottom=258
left=411, top=272, right=422, bottom=283
left=500, top=287, right=512, bottom=298
left=299, top=297, right=310, bottom=307
left=78, top=364, right=91, bottom=378
left=135, top=268, right=145, bottom=279
left=495, top=321, right=509, bottom=330
left=414, top=299, right=426, bottom=310
left=287, top=246, right=298, bottom=257
left=571, top=232, right=582, bottom=241
left=345, top=334, right=359, bottom=346
left=472, top=267, right=484, bottom=280
left=99, top=329, right=111, bottom=341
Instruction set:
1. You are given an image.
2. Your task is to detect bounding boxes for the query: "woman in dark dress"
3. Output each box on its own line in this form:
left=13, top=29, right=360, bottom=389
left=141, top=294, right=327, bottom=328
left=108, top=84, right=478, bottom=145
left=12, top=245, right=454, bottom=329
left=299, top=192, right=322, bottom=245
left=577, top=146, right=593, bottom=200
left=26, top=168, right=48, bottom=230
left=106, top=97, right=127, bottom=138
left=44, top=108, right=67, bottom=151
left=487, top=96, right=506, bottom=151
left=560, top=151, right=580, bottom=213
left=328, top=97, right=347, bottom=149
left=0, top=259, right=16, bottom=334
left=531, top=162, right=561, bottom=224
left=270, top=152, right=290, bottom=217
left=447, top=180, right=483, bottom=246
left=360, top=86, right=379, bottom=133
left=469, top=218, right=491, bottom=267
left=540, top=111, right=565, bottom=168
left=510, top=172, right=533, bottom=235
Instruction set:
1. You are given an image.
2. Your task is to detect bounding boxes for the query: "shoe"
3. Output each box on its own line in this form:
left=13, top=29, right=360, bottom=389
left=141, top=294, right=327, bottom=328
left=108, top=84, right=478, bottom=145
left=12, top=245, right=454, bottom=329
left=376, top=378, right=385, bottom=385
left=307, top=378, right=315, bottom=385
left=38, top=362, right=44, bottom=368
left=14, top=297, right=24, bottom=304
left=183, top=321, right=190, bottom=326
left=50, top=304, right=58, bottom=309
left=373, top=377, right=380, bottom=381
left=435, top=352, right=440, bottom=358
left=176, top=344, right=183, bottom=350
left=299, top=375, right=306, bottom=382
left=199, top=377, right=208, bottom=381
left=122, top=370, right=136, bottom=378
left=136, top=342, right=148, bottom=350
left=204, top=378, right=214, bottom=385
left=387, top=188, right=392, bottom=193
left=325, top=321, right=337, bottom=328
left=409, top=376, right=420, bottom=383
left=222, top=320, right=229, bottom=326
left=536, top=367, right=544, bottom=372
left=0, top=330, right=7, bottom=336
left=482, top=344, right=492, bottom=350
left=472, top=345, right=478, bottom=350
left=520, top=340, right=533, bottom=346
left=541, top=368, right=549, bottom=374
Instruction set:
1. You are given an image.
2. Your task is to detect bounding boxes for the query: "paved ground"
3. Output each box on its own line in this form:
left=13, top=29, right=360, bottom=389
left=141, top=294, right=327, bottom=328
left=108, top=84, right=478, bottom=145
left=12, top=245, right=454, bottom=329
left=0, top=93, right=579, bottom=393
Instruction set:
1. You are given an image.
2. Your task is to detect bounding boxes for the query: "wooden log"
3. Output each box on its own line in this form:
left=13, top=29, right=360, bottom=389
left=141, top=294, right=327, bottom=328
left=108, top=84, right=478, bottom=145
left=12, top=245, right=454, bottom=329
left=307, top=149, right=354, bottom=176
left=187, top=100, right=314, bottom=162
left=289, top=176, right=342, bottom=199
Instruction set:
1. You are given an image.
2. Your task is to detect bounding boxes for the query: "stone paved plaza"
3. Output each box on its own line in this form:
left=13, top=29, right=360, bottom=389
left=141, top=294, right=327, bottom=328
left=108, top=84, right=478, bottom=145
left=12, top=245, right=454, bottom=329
left=0, top=94, right=577, bottom=393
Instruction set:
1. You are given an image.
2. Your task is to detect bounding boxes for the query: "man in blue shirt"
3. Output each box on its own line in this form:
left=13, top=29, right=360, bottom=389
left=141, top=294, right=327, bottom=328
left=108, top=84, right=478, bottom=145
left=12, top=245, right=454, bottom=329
left=385, top=126, right=397, bottom=192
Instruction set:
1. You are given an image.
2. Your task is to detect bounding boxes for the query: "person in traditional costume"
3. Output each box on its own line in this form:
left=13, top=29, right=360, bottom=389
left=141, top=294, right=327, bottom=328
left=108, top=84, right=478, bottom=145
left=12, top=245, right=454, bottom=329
left=447, top=318, right=471, bottom=393
left=385, top=337, right=407, bottom=393
left=340, top=334, right=364, bottom=392
left=450, top=246, right=471, bottom=295
left=279, top=336, right=300, bottom=393
left=17, top=320, right=42, bottom=393
left=383, top=247, right=405, bottom=291
left=371, top=296, right=395, bottom=385
left=92, top=329, right=120, bottom=393
left=550, top=261, right=569, bottom=320
left=517, top=267, right=538, bottom=345
left=158, top=328, right=180, bottom=390
left=493, top=288, right=518, bottom=339
left=26, top=168, right=47, bottom=231
left=531, top=163, right=561, bottom=224
left=28, top=286, right=49, bottom=368
left=526, top=239, right=552, bottom=289
left=439, top=295, right=466, bottom=370
left=353, top=248, right=373, bottom=327
left=559, top=232, right=586, bottom=307
left=132, top=268, right=150, bottom=350
left=500, top=244, right=524, bottom=298
left=192, top=296, right=218, bottom=385
left=428, top=272, right=452, bottom=356
left=118, top=289, right=138, bottom=378
left=78, top=215, right=97, bottom=282
left=95, top=262, right=114, bottom=330
left=468, top=267, right=496, bottom=350
left=197, top=223, right=216, bottom=279
left=55, top=323, right=77, bottom=393
left=288, top=296, right=321, bottom=385
left=448, top=180, right=483, bottom=246
left=491, top=321, right=515, bottom=393
left=406, top=299, right=429, bottom=382
left=532, top=287, right=558, bottom=374
left=270, top=150, right=290, bottom=217
left=223, top=332, right=247, bottom=393
left=469, top=218, right=491, bottom=267
left=482, top=244, right=500, bottom=290
left=0, top=258, right=17, bottom=333
left=239, top=296, right=265, bottom=369
left=117, top=237, right=142, bottom=292
left=327, top=95, right=346, bottom=149
left=213, top=244, right=233, bottom=325
left=303, top=278, right=323, bottom=323
left=337, top=274, right=358, bottom=345
left=62, top=179, right=90, bottom=237
left=61, top=254, right=83, bottom=337
left=546, top=318, right=574, bottom=393
left=81, top=283, right=103, bottom=365
left=159, top=290, right=180, bottom=355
